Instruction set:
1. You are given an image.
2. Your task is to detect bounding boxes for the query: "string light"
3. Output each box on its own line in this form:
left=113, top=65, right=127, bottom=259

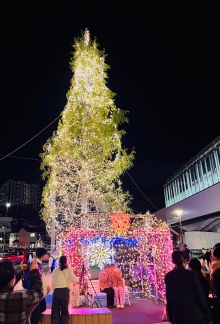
left=111, top=211, right=130, bottom=235
left=40, top=29, right=134, bottom=234
left=56, top=213, right=173, bottom=299
left=87, top=237, right=114, bottom=269
left=39, top=30, right=173, bottom=299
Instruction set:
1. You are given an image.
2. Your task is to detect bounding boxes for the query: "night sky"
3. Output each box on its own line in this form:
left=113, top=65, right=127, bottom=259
left=0, top=2, right=219, bottom=214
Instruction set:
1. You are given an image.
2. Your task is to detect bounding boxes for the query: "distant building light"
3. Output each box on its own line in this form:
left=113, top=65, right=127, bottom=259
left=30, top=233, right=35, bottom=237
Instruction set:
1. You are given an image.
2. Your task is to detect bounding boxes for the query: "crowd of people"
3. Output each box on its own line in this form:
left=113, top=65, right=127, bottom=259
left=0, top=251, right=126, bottom=323
left=164, top=243, right=220, bottom=324
left=1, top=243, right=220, bottom=324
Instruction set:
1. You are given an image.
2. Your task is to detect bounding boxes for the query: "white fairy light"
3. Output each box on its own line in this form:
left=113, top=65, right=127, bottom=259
left=41, top=30, right=134, bottom=234
left=87, top=238, right=114, bottom=269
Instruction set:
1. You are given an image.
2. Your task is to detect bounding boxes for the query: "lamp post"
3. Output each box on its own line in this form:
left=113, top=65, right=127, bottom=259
left=2, top=227, right=5, bottom=255
left=175, top=210, right=183, bottom=244
left=5, top=202, right=11, bottom=218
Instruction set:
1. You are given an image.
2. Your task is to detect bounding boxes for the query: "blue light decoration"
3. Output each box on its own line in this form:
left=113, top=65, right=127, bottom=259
left=79, top=236, right=110, bottom=246
left=111, top=237, right=138, bottom=247
left=78, top=236, right=138, bottom=270
left=85, top=237, right=113, bottom=269
left=67, top=239, right=75, bottom=246
left=79, top=236, right=138, bottom=247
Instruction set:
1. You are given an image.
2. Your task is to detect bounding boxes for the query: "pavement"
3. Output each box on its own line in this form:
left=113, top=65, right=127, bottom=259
left=45, top=294, right=164, bottom=324
left=45, top=272, right=164, bottom=323
left=107, top=298, right=164, bottom=324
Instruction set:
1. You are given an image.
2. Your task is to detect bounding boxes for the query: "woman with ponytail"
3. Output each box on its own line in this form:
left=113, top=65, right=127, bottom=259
left=51, top=256, right=78, bottom=324
left=165, top=251, right=212, bottom=324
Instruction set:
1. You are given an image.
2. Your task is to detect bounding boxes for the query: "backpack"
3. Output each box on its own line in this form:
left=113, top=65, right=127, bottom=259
left=22, top=268, right=31, bottom=289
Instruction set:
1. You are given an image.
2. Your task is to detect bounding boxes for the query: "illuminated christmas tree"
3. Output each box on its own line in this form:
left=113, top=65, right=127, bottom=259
left=41, top=30, right=134, bottom=234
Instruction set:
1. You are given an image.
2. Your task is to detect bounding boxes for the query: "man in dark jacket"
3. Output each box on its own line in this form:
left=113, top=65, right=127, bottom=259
left=165, top=251, right=212, bottom=324
left=0, top=258, right=43, bottom=324
left=211, top=247, right=220, bottom=324
left=180, top=244, right=191, bottom=261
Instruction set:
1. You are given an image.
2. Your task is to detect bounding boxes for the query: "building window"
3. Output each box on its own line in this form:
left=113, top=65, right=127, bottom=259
left=30, top=233, right=35, bottom=237
left=202, top=160, right=206, bottom=175
left=211, top=153, right=216, bottom=170
left=170, top=185, right=174, bottom=198
left=183, top=173, right=188, bottom=190
left=206, top=157, right=211, bottom=172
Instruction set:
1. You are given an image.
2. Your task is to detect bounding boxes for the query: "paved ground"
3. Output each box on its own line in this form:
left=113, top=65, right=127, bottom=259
left=46, top=294, right=164, bottom=324
left=45, top=272, right=164, bottom=323
left=108, top=298, right=164, bottom=324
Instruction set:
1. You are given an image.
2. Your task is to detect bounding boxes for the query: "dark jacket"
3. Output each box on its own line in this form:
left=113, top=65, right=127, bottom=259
left=212, top=268, right=220, bottom=323
left=197, top=272, right=210, bottom=298
left=182, top=248, right=191, bottom=261
left=0, top=268, right=43, bottom=324
left=213, top=268, right=220, bottom=299
left=165, top=267, right=212, bottom=323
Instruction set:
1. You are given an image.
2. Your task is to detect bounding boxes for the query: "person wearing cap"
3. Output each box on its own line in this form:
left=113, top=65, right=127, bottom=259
left=0, top=259, right=43, bottom=324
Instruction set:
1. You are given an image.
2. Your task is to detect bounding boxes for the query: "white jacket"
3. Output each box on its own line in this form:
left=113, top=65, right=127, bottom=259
left=51, top=267, right=78, bottom=291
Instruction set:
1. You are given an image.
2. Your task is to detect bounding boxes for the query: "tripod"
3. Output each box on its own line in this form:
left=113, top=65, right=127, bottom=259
left=80, top=264, right=102, bottom=308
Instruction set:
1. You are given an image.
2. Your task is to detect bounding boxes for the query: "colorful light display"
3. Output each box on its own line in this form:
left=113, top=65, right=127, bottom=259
left=111, top=211, right=130, bottom=235
left=57, top=213, right=173, bottom=300
left=87, top=237, right=114, bottom=269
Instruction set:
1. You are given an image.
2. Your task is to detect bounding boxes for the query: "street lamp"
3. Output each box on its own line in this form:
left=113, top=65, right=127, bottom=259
left=5, top=202, right=11, bottom=217
left=2, top=227, right=5, bottom=255
left=175, top=210, right=183, bottom=244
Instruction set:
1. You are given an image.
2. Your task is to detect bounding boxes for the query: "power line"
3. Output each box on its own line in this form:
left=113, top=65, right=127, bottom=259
left=35, top=179, right=43, bottom=185
left=0, top=155, right=40, bottom=161
left=126, top=171, right=169, bottom=219
left=131, top=207, right=141, bottom=214
left=126, top=171, right=159, bottom=211
left=0, top=114, right=61, bottom=162
left=0, top=156, right=43, bottom=184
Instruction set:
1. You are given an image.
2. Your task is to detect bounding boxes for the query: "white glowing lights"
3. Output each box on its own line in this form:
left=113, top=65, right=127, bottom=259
left=41, top=30, right=134, bottom=234
left=87, top=238, right=114, bottom=269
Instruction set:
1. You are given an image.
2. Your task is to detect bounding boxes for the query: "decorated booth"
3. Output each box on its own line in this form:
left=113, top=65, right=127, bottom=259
left=56, top=212, right=173, bottom=300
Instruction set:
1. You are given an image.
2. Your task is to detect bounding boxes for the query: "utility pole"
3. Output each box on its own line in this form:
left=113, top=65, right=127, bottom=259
left=2, top=227, right=5, bottom=255
left=175, top=210, right=183, bottom=244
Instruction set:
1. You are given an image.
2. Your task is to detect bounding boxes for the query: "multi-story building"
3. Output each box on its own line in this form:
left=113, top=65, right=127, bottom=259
left=164, top=137, right=220, bottom=209
left=24, top=184, right=41, bottom=210
left=0, top=181, right=25, bottom=207
left=155, top=135, right=220, bottom=249
left=9, top=228, right=38, bottom=249
left=9, top=222, right=50, bottom=249
left=0, top=217, right=12, bottom=251
left=0, top=180, right=40, bottom=211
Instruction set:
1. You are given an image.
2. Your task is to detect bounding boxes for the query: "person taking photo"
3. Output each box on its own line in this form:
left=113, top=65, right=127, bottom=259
left=0, top=258, right=43, bottom=324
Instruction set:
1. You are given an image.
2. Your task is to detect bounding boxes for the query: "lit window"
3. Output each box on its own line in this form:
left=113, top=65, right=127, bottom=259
left=30, top=233, right=35, bottom=237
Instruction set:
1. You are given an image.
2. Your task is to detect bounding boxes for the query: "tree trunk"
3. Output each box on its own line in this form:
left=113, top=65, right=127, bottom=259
left=81, top=166, right=87, bottom=214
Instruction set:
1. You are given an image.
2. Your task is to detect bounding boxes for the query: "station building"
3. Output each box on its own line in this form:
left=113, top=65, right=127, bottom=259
left=155, top=136, right=220, bottom=249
